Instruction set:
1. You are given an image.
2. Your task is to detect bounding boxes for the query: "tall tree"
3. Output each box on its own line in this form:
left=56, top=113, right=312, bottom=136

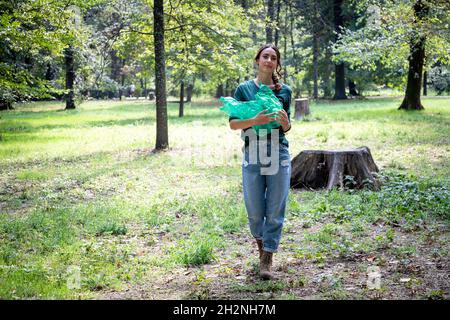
left=154, top=0, right=168, bottom=150
left=64, top=45, right=76, bottom=109
left=266, top=0, right=275, bottom=43
left=399, top=0, right=428, bottom=110
left=179, top=79, right=185, bottom=117
left=294, top=0, right=334, bottom=99
left=0, top=0, right=93, bottom=110
left=333, top=0, right=347, bottom=99
left=333, top=0, right=450, bottom=109
left=274, top=0, right=282, bottom=46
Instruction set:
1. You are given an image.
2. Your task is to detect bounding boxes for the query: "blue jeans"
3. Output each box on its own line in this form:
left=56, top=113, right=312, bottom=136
left=242, top=141, right=291, bottom=253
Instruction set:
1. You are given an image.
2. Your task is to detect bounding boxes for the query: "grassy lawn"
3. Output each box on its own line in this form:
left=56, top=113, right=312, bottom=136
left=0, top=96, right=449, bottom=299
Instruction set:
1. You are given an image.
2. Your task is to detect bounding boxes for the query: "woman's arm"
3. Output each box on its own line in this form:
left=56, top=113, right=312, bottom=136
left=229, top=110, right=277, bottom=130
left=229, top=118, right=255, bottom=130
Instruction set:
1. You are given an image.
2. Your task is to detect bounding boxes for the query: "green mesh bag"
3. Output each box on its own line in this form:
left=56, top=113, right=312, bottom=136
left=219, top=83, right=283, bottom=136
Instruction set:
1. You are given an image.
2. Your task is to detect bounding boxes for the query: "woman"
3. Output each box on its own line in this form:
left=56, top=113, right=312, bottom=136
left=229, top=44, right=292, bottom=280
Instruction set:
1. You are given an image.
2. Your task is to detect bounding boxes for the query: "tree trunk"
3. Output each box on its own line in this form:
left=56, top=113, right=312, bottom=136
left=312, top=1, right=319, bottom=99
left=215, top=83, right=224, bottom=98
left=65, top=45, right=76, bottom=110
left=323, top=47, right=333, bottom=98
left=0, top=101, right=13, bottom=110
left=186, top=79, right=194, bottom=103
left=45, top=62, right=55, bottom=81
left=348, top=79, right=359, bottom=96
left=312, top=29, right=319, bottom=99
left=274, top=0, right=281, bottom=46
left=120, top=58, right=125, bottom=101
left=110, top=49, right=121, bottom=98
left=423, top=71, right=427, bottom=96
left=266, top=0, right=275, bottom=43
left=399, top=0, right=428, bottom=110
left=333, top=0, right=347, bottom=100
left=399, top=35, right=426, bottom=110
left=179, top=80, right=184, bottom=117
left=143, top=78, right=147, bottom=98
left=154, top=0, right=169, bottom=149
left=283, top=14, right=288, bottom=83
left=290, top=146, right=380, bottom=191
left=289, top=4, right=297, bottom=72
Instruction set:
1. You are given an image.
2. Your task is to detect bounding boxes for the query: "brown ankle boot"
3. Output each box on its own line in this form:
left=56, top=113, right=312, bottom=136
left=256, top=239, right=263, bottom=259
left=260, top=251, right=273, bottom=280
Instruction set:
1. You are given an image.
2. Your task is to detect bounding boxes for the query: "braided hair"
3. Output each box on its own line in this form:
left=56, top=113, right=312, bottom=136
left=254, top=43, right=283, bottom=91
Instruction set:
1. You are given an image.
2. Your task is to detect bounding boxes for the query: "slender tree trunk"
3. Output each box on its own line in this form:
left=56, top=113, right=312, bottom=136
left=348, top=79, right=359, bottom=96
left=143, top=78, right=147, bottom=98
left=225, top=79, right=233, bottom=96
left=333, top=0, right=347, bottom=100
left=45, top=62, right=55, bottom=81
left=399, top=0, right=428, bottom=110
left=186, top=79, right=194, bottom=103
left=423, top=71, right=427, bottom=96
left=154, top=0, right=169, bottom=149
left=110, top=49, right=121, bottom=98
left=334, top=64, right=347, bottom=99
left=283, top=32, right=287, bottom=83
left=65, top=45, right=76, bottom=109
left=281, top=0, right=287, bottom=82
left=312, top=31, right=319, bottom=99
left=312, top=1, right=319, bottom=99
left=289, top=4, right=297, bottom=73
left=215, top=83, right=224, bottom=98
left=323, top=47, right=333, bottom=98
left=179, top=80, right=184, bottom=117
left=266, top=0, right=275, bottom=43
left=119, top=58, right=125, bottom=100
left=274, top=0, right=281, bottom=46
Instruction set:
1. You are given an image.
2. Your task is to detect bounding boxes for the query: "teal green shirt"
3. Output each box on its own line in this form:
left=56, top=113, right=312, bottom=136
left=230, top=80, right=292, bottom=147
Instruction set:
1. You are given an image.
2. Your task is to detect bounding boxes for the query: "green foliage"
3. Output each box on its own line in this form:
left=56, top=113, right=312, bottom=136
left=334, top=0, right=450, bottom=83
left=428, top=64, right=450, bottom=95
left=170, top=233, right=220, bottom=267
left=95, top=221, right=127, bottom=236
left=0, top=0, right=103, bottom=106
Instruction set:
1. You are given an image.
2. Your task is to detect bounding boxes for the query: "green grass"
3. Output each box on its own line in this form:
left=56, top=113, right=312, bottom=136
left=0, top=96, right=449, bottom=299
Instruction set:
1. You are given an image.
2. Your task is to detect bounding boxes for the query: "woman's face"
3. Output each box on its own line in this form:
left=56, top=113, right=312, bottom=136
left=256, top=47, right=278, bottom=73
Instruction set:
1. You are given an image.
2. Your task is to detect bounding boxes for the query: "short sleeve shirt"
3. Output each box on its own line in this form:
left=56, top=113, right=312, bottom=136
left=230, top=80, right=292, bottom=147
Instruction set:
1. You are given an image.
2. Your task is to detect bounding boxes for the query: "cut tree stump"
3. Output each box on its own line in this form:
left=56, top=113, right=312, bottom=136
left=294, top=98, right=310, bottom=120
left=290, top=146, right=380, bottom=191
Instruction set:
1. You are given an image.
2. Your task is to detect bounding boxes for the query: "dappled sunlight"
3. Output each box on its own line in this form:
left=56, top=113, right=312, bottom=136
left=1, top=98, right=449, bottom=300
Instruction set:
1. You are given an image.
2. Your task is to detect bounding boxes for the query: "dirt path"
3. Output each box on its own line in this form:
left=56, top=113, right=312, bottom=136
left=97, top=217, right=449, bottom=300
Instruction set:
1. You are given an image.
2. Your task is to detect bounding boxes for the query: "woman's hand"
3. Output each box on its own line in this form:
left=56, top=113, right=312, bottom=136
left=252, top=109, right=277, bottom=126
left=276, top=109, right=290, bottom=132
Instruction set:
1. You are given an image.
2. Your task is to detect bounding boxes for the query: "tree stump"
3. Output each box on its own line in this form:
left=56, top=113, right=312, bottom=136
left=290, top=146, right=380, bottom=191
left=294, top=98, right=310, bottom=120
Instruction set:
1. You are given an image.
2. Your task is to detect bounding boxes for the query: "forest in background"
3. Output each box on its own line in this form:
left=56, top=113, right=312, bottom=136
left=1, top=0, right=449, bottom=112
